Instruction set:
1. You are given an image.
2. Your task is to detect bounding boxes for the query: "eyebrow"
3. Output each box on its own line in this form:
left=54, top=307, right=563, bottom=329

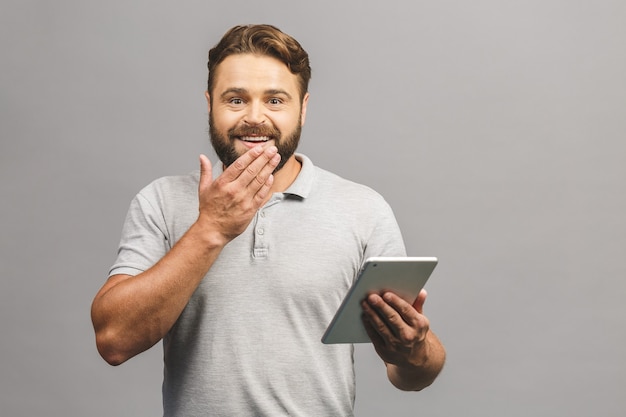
left=220, top=87, right=293, bottom=100
left=265, top=89, right=293, bottom=100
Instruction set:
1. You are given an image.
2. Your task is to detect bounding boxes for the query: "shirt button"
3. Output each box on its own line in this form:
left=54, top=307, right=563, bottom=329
left=257, top=228, right=264, bottom=235
left=260, top=211, right=266, bottom=218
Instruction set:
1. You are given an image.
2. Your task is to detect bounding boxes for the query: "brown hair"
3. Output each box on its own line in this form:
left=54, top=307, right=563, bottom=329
left=207, top=24, right=311, bottom=99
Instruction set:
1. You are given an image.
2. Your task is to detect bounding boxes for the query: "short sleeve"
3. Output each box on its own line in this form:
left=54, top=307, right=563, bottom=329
left=108, top=189, right=171, bottom=277
left=362, top=198, right=407, bottom=260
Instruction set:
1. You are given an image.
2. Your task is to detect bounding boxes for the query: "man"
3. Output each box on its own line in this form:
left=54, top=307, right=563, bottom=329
left=91, top=24, right=445, bottom=416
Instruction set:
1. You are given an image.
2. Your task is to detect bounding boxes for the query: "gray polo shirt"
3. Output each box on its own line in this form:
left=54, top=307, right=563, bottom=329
left=109, top=154, right=406, bottom=416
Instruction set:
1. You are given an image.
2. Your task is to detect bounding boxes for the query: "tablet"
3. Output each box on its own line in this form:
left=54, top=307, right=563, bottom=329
left=321, top=257, right=438, bottom=344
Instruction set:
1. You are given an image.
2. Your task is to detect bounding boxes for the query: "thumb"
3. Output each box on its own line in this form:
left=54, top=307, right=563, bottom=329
left=412, top=289, right=428, bottom=314
left=199, top=154, right=213, bottom=191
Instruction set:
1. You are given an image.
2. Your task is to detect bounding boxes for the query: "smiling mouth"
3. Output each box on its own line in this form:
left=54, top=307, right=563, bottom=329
left=239, top=136, right=272, bottom=143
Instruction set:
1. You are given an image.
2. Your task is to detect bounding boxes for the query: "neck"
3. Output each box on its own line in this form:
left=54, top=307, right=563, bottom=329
left=269, top=154, right=301, bottom=195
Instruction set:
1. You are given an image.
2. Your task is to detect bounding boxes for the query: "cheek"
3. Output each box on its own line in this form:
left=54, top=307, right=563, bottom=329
left=274, top=112, right=302, bottom=132
left=212, top=112, right=240, bottom=132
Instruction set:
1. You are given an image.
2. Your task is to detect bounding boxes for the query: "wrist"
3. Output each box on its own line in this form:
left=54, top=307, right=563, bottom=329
left=386, top=332, right=444, bottom=391
left=187, top=217, right=231, bottom=251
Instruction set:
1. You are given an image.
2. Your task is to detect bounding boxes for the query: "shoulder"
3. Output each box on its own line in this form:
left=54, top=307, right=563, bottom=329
left=297, top=155, right=395, bottom=222
left=313, top=164, right=390, bottom=208
left=139, top=171, right=198, bottom=195
left=134, top=171, right=199, bottom=209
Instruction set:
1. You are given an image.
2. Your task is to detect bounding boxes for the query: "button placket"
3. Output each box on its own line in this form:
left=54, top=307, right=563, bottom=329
left=252, top=196, right=281, bottom=259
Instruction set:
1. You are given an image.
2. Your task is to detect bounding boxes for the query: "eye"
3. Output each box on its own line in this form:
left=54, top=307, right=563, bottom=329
left=268, top=98, right=282, bottom=105
left=229, top=98, right=244, bottom=105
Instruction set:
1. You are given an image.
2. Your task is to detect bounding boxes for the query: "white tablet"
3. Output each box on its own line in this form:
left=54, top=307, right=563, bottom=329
left=321, top=257, right=438, bottom=344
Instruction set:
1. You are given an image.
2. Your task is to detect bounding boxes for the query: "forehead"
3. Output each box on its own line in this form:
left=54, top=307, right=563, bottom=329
left=213, top=53, right=300, bottom=95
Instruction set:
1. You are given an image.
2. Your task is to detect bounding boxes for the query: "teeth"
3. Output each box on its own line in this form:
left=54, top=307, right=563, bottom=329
left=241, top=136, right=270, bottom=142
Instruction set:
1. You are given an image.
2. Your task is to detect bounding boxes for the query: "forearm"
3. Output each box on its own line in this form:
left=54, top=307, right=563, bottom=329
left=386, top=330, right=446, bottom=391
left=91, top=221, right=226, bottom=365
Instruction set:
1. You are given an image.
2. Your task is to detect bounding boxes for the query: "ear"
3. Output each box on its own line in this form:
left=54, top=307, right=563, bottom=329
left=205, top=91, right=211, bottom=113
left=300, top=92, right=309, bottom=127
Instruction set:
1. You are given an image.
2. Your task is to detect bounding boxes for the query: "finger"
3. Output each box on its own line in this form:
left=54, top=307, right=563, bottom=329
left=219, top=145, right=265, bottom=182
left=248, top=152, right=280, bottom=189
left=362, top=294, right=400, bottom=339
left=243, top=147, right=280, bottom=189
left=385, top=292, right=431, bottom=343
left=412, top=289, right=428, bottom=314
left=223, top=145, right=278, bottom=185
left=198, top=154, right=213, bottom=191
left=381, top=292, right=420, bottom=324
left=361, top=309, right=386, bottom=346
left=252, top=172, right=275, bottom=205
left=375, top=293, right=427, bottom=342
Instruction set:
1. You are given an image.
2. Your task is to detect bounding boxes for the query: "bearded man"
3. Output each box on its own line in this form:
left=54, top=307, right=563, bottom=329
left=91, top=24, right=445, bottom=416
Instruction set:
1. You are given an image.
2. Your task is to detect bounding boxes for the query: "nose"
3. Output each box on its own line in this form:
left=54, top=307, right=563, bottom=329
left=243, top=101, right=266, bottom=126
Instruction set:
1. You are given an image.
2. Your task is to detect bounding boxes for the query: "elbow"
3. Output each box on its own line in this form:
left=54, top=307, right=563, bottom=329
left=94, top=328, right=132, bottom=366
left=90, top=291, right=159, bottom=366
left=91, top=297, right=134, bottom=366
left=92, top=310, right=135, bottom=366
left=92, top=314, right=156, bottom=366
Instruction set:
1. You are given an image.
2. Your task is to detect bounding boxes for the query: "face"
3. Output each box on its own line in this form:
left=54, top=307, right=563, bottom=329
left=207, top=53, right=309, bottom=171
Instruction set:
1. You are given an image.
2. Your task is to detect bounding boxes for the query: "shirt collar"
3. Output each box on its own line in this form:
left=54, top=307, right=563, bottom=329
left=283, top=153, right=314, bottom=199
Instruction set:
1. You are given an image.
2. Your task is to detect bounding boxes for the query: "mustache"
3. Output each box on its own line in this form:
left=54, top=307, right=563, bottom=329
left=228, top=124, right=281, bottom=138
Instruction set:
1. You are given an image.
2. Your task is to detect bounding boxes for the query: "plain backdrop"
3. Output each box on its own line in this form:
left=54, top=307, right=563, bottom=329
left=1, top=1, right=625, bottom=416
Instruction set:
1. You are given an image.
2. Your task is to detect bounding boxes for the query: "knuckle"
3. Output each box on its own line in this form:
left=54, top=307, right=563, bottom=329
left=400, top=304, right=414, bottom=316
left=398, top=327, right=417, bottom=343
left=212, top=175, right=230, bottom=189
left=375, top=322, right=388, bottom=333
left=255, top=188, right=268, bottom=203
left=254, top=175, right=265, bottom=186
left=245, top=166, right=256, bottom=177
left=232, top=159, right=246, bottom=171
left=222, top=186, right=238, bottom=199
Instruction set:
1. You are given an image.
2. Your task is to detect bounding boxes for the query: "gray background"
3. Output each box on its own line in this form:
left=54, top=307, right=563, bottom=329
left=1, top=0, right=625, bottom=416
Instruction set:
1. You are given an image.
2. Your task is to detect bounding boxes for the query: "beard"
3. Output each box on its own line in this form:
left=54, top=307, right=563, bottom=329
left=209, top=113, right=302, bottom=173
